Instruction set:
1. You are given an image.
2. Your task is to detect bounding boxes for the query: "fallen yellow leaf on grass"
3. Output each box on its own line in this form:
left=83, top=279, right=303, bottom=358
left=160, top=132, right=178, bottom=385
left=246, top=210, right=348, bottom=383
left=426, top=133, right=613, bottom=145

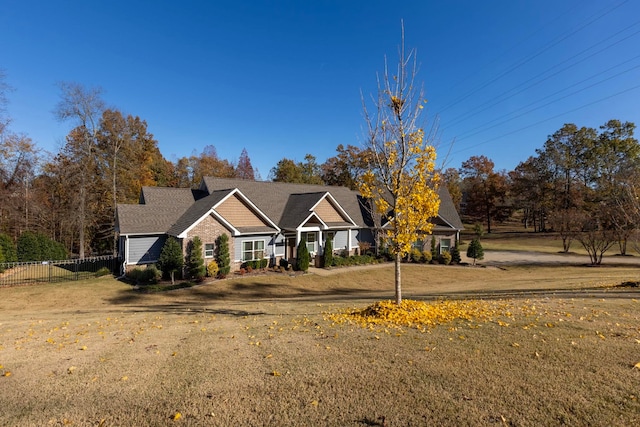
left=121, top=376, right=129, bottom=381
left=2, top=371, right=11, bottom=377
left=326, top=299, right=508, bottom=331
left=172, top=412, right=182, bottom=420
left=310, top=400, right=319, bottom=407
left=271, top=371, right=281, bottom=377
left=633, top=362, right=640, bottom=369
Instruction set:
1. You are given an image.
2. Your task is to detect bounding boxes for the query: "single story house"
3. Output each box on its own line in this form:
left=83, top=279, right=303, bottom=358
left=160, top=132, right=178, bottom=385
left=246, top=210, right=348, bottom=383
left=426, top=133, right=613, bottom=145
left=115, top=177, right=463, bottom=273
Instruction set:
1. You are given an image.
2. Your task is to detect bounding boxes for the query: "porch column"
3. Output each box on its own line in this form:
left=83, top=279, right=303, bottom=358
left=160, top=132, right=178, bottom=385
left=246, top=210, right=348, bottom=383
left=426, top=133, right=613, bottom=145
left=347, top=228, right=351, bottom=255
left=318, top=230, right=324, bottom=255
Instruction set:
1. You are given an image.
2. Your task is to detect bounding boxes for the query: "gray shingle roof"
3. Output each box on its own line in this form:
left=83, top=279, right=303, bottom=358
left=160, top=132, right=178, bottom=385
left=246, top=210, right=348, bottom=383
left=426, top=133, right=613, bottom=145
left=201, top=177, right=365, bottom=230
left=437, top=186, right=464, bottom=230
left=140, top=187, right=199, bottom=205
left=116, top=204, right=190, bottom=235
left=279, top=193, right=326, bottom=230
left=166, top=190, right=233, bottom=236
left=117, top=187, right=199, bottom=235
left=117, top=177, right=463, bottom=237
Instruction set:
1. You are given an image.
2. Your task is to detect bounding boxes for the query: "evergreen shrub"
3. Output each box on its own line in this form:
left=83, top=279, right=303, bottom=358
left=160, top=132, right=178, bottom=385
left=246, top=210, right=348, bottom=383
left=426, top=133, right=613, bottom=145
left=158, top=237, right=183, bottom=284
left=216, top=234, right=231, bottom=277
left=296, top=238, right=310, bottom=271
left=186, top=236, right=206, bottom=281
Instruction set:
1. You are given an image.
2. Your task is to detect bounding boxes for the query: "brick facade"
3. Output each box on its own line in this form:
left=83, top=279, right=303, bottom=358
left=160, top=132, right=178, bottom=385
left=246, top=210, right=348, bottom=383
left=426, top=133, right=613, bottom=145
left=184, top=214, right=240, bottom=272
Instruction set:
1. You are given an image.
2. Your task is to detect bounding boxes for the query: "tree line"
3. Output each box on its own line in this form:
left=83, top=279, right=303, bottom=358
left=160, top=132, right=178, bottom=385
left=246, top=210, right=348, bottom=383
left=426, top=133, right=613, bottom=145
left=1, top=75, right=638, bottom=263
left=0, top=81, right=257, bottom=259
left=443, top=120, right=639, bottom=264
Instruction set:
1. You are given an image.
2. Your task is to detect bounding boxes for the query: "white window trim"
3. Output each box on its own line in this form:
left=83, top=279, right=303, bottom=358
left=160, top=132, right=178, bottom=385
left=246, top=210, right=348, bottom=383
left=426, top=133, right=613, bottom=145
left=242, top=239, right=266, bottom=262
left=306, top=232, right=317, bottom=255
left=440, top=238, right=452, bottom=254
left=204, top=243, right=215, bottom=258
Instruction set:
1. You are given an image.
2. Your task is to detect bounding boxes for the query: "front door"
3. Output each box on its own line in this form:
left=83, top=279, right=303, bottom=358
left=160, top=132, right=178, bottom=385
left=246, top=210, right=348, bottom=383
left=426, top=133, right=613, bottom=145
left=286, top=237, right=296, bottom=260
left=306, top=232, right=318, bottom=256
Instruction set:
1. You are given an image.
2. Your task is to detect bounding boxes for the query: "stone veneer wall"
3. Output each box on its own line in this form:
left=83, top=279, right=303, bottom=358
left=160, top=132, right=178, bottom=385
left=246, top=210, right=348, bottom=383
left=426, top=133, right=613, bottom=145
left=184, top=214, right=240, bottom=272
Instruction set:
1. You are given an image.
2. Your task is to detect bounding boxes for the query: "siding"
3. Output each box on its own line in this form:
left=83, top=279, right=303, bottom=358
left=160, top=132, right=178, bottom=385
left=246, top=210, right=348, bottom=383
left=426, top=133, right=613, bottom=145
left=314, top=198, right=345, bottom=223
left=272, top=234, right=286, bottom=256
left=215, top=193, right=267, bottom=228
left=127, top=235, right=166, bottom=264
left=350, top=229, right=359, bottom=248
left=234, top=235, right=274, bottom=262
left=332, top=230, right=349, bottom=252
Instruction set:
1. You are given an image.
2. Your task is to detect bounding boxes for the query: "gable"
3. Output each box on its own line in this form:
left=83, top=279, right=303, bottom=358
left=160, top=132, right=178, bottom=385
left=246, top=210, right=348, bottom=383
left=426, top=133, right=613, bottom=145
left=313, top=198, right=349, bottom=224
left=215, top=193, right=271, bottom=228
left=200, top=177, right=367, bottom=228
left=301, top=214, right=324, bottom=228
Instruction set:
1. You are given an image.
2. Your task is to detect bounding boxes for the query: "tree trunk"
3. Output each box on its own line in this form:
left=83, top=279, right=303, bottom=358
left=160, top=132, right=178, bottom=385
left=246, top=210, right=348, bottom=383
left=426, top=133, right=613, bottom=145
left=79, top=175, right=86, bottom=260
left=395, top=251, right=402, bottom=305
left=618, top=238, right=627, bottom=256
left=112, top=151, right=118, bottom=256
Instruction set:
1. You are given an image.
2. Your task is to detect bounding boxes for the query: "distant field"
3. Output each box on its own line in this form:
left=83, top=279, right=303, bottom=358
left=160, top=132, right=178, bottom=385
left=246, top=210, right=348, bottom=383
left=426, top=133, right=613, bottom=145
left=466, top=232, right=590, bottom=254
left=459, top=221, right=636, bottom=256
left=1, top=264, right=639, bottom=426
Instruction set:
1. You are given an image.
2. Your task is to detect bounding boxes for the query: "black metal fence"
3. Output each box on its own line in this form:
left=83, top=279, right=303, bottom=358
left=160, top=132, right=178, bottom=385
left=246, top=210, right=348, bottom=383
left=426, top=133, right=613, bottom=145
left=0, top=256, right=120, bottom=287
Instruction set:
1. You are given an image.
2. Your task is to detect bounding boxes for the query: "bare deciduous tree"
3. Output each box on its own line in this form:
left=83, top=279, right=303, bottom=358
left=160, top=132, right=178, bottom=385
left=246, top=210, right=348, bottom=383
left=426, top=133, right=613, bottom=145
left=55, top=82, right=105, bottom=259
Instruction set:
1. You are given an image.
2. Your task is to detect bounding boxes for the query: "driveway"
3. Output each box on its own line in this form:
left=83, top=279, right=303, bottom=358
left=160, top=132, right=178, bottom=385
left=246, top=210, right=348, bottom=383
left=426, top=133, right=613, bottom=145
left=464, top=250, right=640, bottom=266
left=309, top=250, right=640, bottom=276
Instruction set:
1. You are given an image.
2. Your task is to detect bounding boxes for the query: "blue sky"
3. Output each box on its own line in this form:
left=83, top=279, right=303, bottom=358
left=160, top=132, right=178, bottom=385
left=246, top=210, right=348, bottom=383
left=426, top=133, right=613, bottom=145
left=3, top=0, right=639, bottom=178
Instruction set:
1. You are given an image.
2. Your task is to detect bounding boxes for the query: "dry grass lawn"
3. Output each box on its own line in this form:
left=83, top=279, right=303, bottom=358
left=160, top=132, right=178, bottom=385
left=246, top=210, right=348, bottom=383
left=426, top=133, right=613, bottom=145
left=1, top=264, right=639, bottom=426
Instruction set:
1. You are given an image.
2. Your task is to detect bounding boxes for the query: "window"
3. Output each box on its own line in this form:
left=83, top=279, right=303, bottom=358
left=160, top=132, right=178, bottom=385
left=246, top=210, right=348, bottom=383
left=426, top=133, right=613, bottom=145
left=306, top=233, right=316, bottom=254
left=440, top=238, right=451, bottom=254
left=204, top=243, right=215, bottom=258
left=412, top=239, right=424, bottom=251
left=325, top=232, right=335, bottom=247
left=242, top=240, right=265, bottom=261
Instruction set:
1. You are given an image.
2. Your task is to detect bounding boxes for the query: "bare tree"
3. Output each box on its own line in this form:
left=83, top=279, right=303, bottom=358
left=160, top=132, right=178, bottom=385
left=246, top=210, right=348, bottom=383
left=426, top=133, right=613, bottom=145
left=54, top=82, right=105, bottom=259
left=0, top=69, right=11, bottom=135
left=547, top=208, right=584, bottom=253
left=576, top=205, right=617, bottom=265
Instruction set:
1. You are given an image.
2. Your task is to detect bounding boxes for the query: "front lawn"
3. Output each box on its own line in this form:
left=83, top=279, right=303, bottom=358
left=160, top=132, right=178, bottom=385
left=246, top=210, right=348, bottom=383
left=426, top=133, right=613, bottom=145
left=0, top=265, right=638, bottom=426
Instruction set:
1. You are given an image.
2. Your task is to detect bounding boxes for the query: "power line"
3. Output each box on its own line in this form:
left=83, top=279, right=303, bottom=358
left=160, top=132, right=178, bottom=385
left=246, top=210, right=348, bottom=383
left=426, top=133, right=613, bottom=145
left=444, top=20, right=640, bottom=129
left=436, top=0, right=583, bottom=96
left=453, top=57, right=640, bottom=140
left=450, top=83, right=640, bottom=157
left=438, top=0, right=630, bottom=114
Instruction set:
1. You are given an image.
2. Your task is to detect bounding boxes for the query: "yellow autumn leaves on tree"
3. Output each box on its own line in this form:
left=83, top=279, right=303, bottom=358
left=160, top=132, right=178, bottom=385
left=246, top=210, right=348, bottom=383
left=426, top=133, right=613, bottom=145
left=359, top=27, right=441, bottom=304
